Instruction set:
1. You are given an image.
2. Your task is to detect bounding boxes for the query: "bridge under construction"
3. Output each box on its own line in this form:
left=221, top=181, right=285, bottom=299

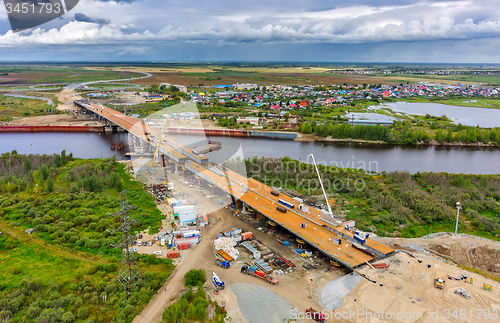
left=74, top=99, right=394, bottom=268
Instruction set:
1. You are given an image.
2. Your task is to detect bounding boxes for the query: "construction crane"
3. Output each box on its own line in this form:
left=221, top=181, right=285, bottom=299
left=150, top=102, right=173, bottom=166
left=309, top=154, right=334, bottom=217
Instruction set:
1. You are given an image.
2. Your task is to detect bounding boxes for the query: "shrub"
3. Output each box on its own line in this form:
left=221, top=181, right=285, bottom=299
left=184, top=269, right=206, bottom=287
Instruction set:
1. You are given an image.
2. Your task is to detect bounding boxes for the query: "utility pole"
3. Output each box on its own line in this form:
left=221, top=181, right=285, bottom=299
left=309, top=154, right=333, bottom=217
left=111, top=191, right=141, bottom=298
left=455, top=201, right=462, bottom=235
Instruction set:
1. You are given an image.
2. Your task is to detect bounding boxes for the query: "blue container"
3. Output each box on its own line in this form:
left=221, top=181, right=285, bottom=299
left=283, top=241, right=290, bottom=246
left=296, top=248, right=302, bottom=254
left=217, top=233, right=222, bottom=238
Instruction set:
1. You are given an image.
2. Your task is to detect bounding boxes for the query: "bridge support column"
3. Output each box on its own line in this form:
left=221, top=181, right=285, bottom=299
left=211, top=187, right=214, bottom=195
left=197, top=179, right=201, bottom=188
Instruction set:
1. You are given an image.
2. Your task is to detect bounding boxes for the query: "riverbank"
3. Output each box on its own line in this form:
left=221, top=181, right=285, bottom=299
left=294, top=133, right=500, bottom=147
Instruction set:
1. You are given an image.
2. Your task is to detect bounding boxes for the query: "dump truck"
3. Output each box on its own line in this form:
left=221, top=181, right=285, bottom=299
left=217, top=249, right=234, bottom=262
left=305, top=308, right=325, bottom=322
left=241, top=264, right=278, bottom=285
left=435, top=278, right=445, bottom=289
left=214, top=260, right=231, bottom=269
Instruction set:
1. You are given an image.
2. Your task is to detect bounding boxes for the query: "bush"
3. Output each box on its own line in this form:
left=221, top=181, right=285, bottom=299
left=184, top=269, right=206, bottom=287
left=77, top=307, right=90, bottom=320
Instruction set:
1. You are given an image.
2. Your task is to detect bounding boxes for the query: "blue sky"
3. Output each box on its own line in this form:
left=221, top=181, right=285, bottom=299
left=1, top=0, right=499, bottom=62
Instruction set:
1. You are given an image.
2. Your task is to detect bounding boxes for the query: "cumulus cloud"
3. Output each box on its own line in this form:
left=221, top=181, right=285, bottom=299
left=0, top=0, right=499, bottom=62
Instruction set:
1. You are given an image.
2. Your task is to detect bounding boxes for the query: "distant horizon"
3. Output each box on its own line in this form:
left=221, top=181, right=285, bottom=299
left=1, top=61, right=500, bottom=66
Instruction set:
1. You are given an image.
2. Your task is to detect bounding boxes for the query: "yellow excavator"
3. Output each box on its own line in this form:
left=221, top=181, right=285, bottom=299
left=435, top=278, right=445, bottom=289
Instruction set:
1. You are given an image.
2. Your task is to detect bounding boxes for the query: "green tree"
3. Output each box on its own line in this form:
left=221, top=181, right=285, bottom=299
left=46, top=177, right=55, bottom=193
left=24, top=158, right=32, bottom=173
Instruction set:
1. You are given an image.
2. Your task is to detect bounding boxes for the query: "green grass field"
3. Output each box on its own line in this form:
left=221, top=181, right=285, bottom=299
left=0, top=154, right=173, bottom=322
left=0, top=67, right=142, bottom=85
left=0, top=94, right=60, bottom=121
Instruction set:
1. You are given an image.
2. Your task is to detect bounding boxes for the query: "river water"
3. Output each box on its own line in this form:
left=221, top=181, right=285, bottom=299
left=380, top=102, right=500, bottom=128
left=1, top=132, right=498, bottom=174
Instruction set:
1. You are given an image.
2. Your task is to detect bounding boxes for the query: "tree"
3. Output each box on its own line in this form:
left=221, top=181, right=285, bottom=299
left=24, top=158, right=32, bottom=173
left=46, top=177, right=55, bottom=193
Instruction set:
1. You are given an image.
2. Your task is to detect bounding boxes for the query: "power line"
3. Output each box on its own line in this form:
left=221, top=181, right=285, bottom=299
left=111, top=191, right=142, bottom=298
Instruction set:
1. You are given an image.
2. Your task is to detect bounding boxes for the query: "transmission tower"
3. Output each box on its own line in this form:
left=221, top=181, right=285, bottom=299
left=111, top=191, right=141, bottom=298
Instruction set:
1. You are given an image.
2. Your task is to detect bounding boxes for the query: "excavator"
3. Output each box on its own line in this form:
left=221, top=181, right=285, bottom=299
left=435, top=278, right=445, bottom=289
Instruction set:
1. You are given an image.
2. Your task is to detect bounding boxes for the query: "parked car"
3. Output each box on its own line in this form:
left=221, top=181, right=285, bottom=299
left=132, top=241, right=137, bottom=245
left=153, top=251, right=163, bottom=255
left=129, top=248, right=138, bottom=253
left=148, top=241, right=153, bottom=246
left=138, top=234, right=143, bottom=239
left=154, top=236, right=159, bottom=241
left=138, top=241, right=142, bottom=246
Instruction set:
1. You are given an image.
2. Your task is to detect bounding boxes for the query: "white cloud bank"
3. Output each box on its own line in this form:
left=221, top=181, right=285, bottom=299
left=0, top=0, right=499, bottom=51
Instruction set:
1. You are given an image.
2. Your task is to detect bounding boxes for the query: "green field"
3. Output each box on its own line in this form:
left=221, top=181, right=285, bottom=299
left=0, top=94, right=60, bottom=121
left=0, top=67, right=142, bottom=85
left=0, top=152, right=172, bottom=322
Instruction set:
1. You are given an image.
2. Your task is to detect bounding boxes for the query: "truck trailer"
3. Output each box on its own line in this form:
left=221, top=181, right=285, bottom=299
left=241, top=264, right=278, bottom=285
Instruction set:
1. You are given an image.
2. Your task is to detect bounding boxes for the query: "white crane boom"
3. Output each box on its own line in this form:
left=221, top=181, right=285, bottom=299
left=309, top=154, right=333, bottom=217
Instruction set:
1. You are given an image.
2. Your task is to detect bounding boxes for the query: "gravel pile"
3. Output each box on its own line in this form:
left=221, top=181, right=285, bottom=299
left=319, top=273, right=362, bottom=310
left=231, top=283, right=293, bottom=323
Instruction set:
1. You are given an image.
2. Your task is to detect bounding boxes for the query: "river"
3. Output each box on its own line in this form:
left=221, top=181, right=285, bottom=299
left=1, top=132, right=498, bottom=174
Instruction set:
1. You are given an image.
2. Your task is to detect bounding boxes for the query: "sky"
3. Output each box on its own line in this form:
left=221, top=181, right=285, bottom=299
left=0, top=0, right=500, bottom=63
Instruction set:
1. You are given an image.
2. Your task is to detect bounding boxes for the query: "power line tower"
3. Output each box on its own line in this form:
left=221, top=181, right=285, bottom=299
left=111, top=191, right=141, bottom=298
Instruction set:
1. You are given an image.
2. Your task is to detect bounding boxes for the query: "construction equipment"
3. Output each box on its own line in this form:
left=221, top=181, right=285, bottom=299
left=214, top=260, right=231, bottom=269
left=150, top=103, right=172, bottom=166
left=309, top=154, right=333, bottom=217
left=241, top=264, right=278, bottom=285
left=212, top=271, right=225, bottom=292
left=305, top=308, right=326, bottom=322
left=216, top=249, right=234, bottom=262
left=435, top=278, right=445, bottom=289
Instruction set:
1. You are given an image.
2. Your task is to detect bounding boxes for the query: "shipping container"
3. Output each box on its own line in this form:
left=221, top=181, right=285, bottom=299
left=332, top=238, right=341, bottom=245
left=305, top=250, right=313, bottom=257
left=276, top=206, right=287, bottom=213
left=166, top=251, right=180, bottom=259
left=255, top=270, right=264, bottom=277
left=283, top=240, right=290, bottom=246
left=241, top=232, right=253, bottom=240
left=271, top=190, right=280, bottom=196
left=223, top=230, right=232, bottom=237
left=296, top=248, right=303, bottom=254
left=232, top=228, right=242, bottom=235
left=253, top=251, right=261, bottom=259
left=232, top=235, right=242, bottom=242
left=278, top=199, right=294, bottom=208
